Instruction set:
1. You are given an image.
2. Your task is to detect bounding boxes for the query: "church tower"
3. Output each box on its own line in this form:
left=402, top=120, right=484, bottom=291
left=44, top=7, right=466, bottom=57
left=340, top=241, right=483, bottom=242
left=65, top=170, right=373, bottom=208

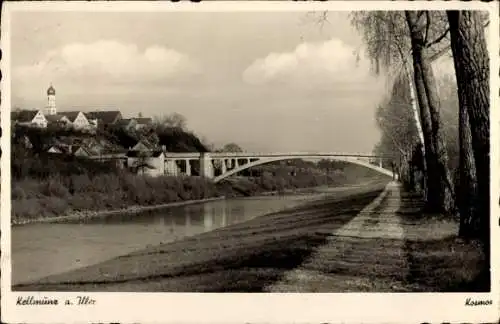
left=46, top=84, right=56, bottom=115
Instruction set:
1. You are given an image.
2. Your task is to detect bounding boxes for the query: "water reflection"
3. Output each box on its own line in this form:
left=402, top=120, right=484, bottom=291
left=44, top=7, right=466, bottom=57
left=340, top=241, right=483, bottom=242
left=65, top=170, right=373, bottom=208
left=89, top=198, right=260, bottom=235
left=12, top=193, right=326, bottom=285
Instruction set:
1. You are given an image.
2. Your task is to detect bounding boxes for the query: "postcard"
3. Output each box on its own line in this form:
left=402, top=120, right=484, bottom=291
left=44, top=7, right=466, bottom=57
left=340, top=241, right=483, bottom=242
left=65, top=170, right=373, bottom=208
left=1, top=1, right=499, bottom=323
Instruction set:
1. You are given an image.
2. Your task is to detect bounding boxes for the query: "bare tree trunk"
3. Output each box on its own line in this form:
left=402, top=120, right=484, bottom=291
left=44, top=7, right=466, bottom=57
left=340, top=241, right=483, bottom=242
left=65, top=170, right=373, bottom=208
left=447, top=11, right=490, bottom=247
left=402, top=64, right=425, bottom=148
left=405, top=11, right=455, bottom=214
left=458, top=106, right=478, bottom=237
left=403, top=66, right=427, bottom=196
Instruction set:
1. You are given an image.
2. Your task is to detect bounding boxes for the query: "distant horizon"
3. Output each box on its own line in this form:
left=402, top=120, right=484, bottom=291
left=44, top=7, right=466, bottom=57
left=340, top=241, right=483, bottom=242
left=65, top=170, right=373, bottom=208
left=11, top=10, right=456, bottom=154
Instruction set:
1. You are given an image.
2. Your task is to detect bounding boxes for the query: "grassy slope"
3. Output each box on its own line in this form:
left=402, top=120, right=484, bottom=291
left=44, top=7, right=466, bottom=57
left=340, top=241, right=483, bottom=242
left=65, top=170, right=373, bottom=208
left=399, top=192, right=489, bottom=292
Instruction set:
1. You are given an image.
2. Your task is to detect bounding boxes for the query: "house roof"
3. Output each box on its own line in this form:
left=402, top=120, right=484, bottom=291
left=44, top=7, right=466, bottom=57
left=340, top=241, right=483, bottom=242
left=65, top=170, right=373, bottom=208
left=46, top=114, right=68, bottom=123
left=135, top=117, right=152, bottom=125
left=116, top=118, right=136, bottom=126
left=58, top=111, right=82, bottom=123
left=11, top=110, right=40, bottom=122
left=132, top=139, right=158, bottom=151
left=85, top=111, right=122, bottom=124
left=71, top=145, right=91, bottom=155
left=126, top=150, right=163, bottom=158
left=48, top=145, right=70, bottom=154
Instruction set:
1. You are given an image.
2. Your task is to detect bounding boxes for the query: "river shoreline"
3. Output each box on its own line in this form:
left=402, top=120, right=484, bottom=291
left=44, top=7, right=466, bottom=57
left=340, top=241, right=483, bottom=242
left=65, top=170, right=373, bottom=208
left=11, top=180, right=385, bottom=227
left=10, top=185, right=330, bottom=227
left=11, top=196, right=226, bottom=227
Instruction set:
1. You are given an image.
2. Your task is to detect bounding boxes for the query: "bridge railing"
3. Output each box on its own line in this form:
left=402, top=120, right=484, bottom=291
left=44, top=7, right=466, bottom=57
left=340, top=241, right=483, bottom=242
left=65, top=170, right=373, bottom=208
left=164, top=152, right=393, bottom=159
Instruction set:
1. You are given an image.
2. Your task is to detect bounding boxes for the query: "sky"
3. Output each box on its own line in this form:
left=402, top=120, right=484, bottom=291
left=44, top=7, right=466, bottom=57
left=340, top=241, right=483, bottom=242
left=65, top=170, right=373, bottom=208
left=10, top=10, right=444, bottom=153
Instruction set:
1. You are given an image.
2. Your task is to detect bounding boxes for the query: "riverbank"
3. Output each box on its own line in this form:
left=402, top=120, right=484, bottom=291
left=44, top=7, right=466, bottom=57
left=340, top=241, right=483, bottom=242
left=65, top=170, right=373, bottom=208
left=11, top=181, right=375, bottom=226
left=12, top=167, right=386, bottom=225
left=11, top=173, right=220, bottom=225
left=11, top=196, right=226, bottom=226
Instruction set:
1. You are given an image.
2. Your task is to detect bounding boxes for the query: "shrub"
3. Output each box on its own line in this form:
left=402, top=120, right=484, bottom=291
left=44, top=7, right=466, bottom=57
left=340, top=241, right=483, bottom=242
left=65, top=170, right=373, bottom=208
left=42, top=197, right=69, bottom=217
left=39, top=177, right=70, bottom=199
left=12, top=198, right=41, bottom=220
left=68, top=195, right=94, bottom=211
left=11, top=185, right=26, bottom=200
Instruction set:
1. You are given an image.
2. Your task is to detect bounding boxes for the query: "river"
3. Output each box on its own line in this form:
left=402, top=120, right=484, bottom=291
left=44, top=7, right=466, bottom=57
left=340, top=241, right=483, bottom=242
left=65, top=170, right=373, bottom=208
left=11, top=187, right=355, bottom=286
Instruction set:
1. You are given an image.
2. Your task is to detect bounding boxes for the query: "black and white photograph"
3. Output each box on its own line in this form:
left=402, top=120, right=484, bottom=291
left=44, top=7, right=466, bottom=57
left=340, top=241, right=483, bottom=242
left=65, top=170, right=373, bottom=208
left=1, top=1, right=499, bottom=323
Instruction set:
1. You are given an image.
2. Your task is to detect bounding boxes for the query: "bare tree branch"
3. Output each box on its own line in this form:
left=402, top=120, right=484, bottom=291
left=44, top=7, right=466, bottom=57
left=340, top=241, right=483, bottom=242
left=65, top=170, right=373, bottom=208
left=426, top=27, right=450, bottom=48
left=424, top=11, right=431, bottom=45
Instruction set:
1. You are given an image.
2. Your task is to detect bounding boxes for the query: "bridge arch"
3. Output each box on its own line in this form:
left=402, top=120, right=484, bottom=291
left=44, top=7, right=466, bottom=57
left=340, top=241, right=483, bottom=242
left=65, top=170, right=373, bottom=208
left=212, top=155, right=395, bottom=183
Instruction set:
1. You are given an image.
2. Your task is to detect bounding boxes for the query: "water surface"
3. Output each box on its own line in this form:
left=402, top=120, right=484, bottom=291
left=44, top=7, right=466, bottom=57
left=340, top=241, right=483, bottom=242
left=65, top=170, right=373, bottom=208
left=12, top=191, right=335, bottom=285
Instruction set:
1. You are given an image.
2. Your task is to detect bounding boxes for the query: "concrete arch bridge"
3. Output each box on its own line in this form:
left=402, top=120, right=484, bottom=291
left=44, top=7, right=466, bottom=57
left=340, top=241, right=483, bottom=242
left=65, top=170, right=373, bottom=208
left=163, top=152, right=396, bottom=183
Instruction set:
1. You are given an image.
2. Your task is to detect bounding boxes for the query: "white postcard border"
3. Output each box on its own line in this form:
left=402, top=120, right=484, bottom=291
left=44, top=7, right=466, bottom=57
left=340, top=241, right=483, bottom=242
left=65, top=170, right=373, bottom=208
left=1, top=1, right=499, bottom=323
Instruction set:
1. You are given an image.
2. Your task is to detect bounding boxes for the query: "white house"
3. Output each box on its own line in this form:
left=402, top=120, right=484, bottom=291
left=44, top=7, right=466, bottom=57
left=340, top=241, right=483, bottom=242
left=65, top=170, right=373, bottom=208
left=58, top=111, right=91, bottom=130
left=11, top=110, right=48, bottom=128
left=126, top=150, right=165, bottom=177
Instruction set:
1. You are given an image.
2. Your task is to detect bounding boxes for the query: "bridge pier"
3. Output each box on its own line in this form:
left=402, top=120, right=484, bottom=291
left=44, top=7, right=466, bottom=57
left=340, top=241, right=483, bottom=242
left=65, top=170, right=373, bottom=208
left=220, top=159, right=227, bottom=174
left=200, top=152, right=214, bottom=178
left=185, top=159, right=192, bottom=176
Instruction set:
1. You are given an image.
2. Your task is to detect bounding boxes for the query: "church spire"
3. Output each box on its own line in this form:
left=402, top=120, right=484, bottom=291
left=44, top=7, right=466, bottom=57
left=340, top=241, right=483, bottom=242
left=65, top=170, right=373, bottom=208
left=46, top=83, right=56, bottom=115
left=47, top=83, right=56, bottom=96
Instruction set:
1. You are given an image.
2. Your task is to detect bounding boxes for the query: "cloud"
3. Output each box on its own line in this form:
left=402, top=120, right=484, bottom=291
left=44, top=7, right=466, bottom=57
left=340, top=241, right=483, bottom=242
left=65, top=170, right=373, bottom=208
left=14, top=40, right=199, bottom=85
left=242, top=38, right=376, bottom=88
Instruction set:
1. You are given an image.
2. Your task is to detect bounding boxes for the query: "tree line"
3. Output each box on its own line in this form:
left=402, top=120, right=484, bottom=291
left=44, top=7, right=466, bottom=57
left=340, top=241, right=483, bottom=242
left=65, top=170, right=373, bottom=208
left=351, top=11, right=490, bottom=254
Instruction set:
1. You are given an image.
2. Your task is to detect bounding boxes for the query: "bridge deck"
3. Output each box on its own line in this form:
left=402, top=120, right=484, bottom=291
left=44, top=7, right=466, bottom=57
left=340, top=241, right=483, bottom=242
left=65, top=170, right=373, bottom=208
left=164, top=152, right=391, bottom=159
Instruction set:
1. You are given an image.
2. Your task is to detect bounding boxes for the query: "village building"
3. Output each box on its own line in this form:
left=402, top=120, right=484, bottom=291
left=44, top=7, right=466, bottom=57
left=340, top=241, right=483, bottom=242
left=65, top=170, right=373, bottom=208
left=13, top=134, right=33, bottom=149
left=71, top=145, right=92, bottom=157
left=11, top=110, right=48, bottom=128
left=47, top=141, right=92, bottom=157
left=116, top=118, right=138, bottom=131
left=45, top=114, right=71, bottom=128
left=47, top=144, right=68, bottom=154
left=130, top=138, right=158, bottom=152
left=85, top=111, right=123, bottom=128
left=58, top=111, right=91, bottom=130
left=126, top=150, right=165, bottom=177
left=135, top=117, right=153, bottom=130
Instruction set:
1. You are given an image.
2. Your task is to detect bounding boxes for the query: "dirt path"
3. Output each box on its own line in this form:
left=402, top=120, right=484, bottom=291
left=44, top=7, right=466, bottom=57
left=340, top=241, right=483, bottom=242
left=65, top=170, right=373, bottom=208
left=266, top=181, right=410, bottom=292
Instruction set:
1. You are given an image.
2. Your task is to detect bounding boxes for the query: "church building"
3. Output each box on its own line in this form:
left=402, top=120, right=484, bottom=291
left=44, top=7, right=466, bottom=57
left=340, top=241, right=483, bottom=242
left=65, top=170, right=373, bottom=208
left=45, top=84, right=57, bottom=115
